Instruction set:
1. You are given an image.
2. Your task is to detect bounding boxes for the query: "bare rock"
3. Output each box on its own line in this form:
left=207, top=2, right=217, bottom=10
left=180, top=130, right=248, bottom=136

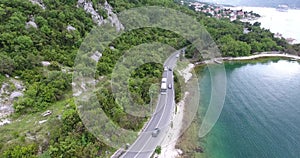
left=77, top=0, right=105, bottom=26
left=1, top=79, right=25, bottom=119
left=10, top=92, right=23, bottom=100
left=110, top=46, right=115, bottom=50
left=11, top=79, right=25, bottom=91
left=38, top=120, right=47, bottom=124
left=67, top=25, right=76, bottom=31
left=177, top=149, right=183, bottom=155
left=26, top=21, right=38, bottom=29
left=91, top=51, right=102, bottom=61
left=41, top=110, right=52, bottom=117
left=0, top=119, right=11, bottom=126
left=77, top=0, right=124, bottom=31
left=29, top=0, right=46, bottom=10
left=41, top=61, right=51, bottom=67
left=57, top=115, right=62, bottom=120
left=0, top=83, right=8, bottom=94
left=103, top=1, right=124, bottom=31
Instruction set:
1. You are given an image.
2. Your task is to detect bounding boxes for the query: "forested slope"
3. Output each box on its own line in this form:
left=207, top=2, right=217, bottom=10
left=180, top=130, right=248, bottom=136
left=0, top=0, right=298, bottom=157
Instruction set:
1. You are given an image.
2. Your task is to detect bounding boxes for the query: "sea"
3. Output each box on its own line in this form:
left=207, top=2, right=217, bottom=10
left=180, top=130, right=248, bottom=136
left=198, top=0, right=300, bottom=44
left=229, top=6, right=300, bottom=44
left=197, top=60, right=300, bottom=158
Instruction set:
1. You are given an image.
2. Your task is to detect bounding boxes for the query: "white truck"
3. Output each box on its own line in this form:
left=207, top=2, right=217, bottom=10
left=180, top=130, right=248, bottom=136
left=161, top=78, right=167, bottom=94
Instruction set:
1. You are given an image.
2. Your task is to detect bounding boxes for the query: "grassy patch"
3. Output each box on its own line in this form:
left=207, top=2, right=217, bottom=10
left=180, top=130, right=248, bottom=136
left=0, top=99, right=69, bottom=154
left=176, top=118, right=202, bottom=157
left=0, top=74, right=5, bottom=85
left=176, top=60, right=190, bottom=71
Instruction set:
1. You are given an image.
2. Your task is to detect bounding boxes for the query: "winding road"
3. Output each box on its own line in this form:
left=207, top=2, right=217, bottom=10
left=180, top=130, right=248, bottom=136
left=119, top=50, right=182, bottom=158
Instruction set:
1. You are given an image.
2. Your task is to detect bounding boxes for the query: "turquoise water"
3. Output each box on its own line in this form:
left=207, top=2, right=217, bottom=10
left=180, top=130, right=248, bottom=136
left=198, top=60, right=300, bottom=158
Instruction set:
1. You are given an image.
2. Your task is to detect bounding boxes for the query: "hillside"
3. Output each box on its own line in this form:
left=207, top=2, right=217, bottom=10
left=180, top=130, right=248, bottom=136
left=0, top=0, right=299, bottom=157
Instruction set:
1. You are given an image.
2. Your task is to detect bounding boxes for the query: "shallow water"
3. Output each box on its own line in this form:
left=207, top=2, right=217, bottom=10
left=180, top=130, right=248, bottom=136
left=198, top=60, right=300, bottom=158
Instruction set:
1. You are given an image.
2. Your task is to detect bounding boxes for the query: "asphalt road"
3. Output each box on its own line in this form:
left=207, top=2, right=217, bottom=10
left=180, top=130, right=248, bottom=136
left=119, top=50, right=182, bottom=158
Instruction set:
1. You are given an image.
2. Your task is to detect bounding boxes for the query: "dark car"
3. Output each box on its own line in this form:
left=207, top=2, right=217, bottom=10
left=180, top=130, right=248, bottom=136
left=168, top=84, right=172, bottom=89
left=152, top=127, right=160, bottom=137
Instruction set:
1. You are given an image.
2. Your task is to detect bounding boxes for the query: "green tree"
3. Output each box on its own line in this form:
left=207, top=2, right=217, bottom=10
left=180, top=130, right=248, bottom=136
left=218, top=35, right=251, bottom=57
left=0, top=54, right=15, bottom=75
left=155, top=146, right=162, bottom=154
left=250, top=41, right=263, bottom=53
left=14, top=35, right=33, bottom=52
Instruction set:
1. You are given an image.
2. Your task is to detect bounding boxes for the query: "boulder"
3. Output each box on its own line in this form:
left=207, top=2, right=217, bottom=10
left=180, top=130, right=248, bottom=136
left=25, top=21, right=38, bottom=29
left=41, top=61, right=51, bottom=67
left=67, top=25, right=76, bottom=31
left=10, top=92, right=23, bottom=100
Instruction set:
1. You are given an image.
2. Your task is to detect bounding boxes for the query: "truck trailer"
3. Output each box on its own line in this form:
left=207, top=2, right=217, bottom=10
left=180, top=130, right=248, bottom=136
left=161, top=78, right=167, bottom=94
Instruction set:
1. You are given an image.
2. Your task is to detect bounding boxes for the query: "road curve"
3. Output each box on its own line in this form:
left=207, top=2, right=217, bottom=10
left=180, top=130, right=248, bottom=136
left=119, top=49, right=182, bottom=158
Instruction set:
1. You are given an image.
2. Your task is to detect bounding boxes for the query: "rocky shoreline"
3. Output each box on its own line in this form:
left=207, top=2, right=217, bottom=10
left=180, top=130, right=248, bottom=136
left=195, top=52, right=300, bottom=65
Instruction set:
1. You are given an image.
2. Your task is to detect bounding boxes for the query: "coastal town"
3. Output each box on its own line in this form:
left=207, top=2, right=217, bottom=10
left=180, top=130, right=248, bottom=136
left=177, top=1, right=299, bottom=45
left=182, top=1, right=261, bottom=21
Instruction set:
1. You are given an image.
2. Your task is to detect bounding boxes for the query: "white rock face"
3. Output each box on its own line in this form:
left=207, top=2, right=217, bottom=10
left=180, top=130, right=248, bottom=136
left=0, top=79, right=25, bottom=122
left=29, top=0, right=46, bottom=10
left=103, top=1, right=124, bottom=31
left=0, top=83, right=9, bottom=98
left=78, top=0, right=84, bottom=5
left=77, top=0, right=124, bottom=31
left=77, top=0, right=105, bottom=26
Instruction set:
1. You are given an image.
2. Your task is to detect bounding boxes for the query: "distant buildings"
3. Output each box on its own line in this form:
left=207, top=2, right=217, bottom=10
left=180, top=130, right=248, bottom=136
left=187, top=2, right=260, bottom=21
left=276, top=5, right=289, bottom=12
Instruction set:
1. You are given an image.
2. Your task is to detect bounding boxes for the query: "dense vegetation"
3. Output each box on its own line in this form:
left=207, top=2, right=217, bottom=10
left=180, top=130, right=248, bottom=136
left=0, top=0, right=299, bottom=157
left=185, top=13, right=293, bottom=58
left=0, top=0, right=105, bottom=157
